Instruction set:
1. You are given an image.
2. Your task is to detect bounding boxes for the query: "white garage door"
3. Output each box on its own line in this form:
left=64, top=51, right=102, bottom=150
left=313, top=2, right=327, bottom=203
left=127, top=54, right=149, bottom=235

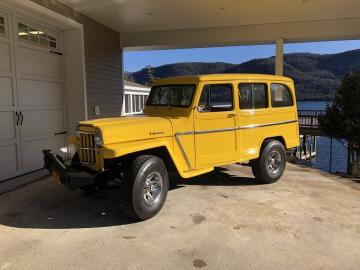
left=0, top=9, right=66, bottom=181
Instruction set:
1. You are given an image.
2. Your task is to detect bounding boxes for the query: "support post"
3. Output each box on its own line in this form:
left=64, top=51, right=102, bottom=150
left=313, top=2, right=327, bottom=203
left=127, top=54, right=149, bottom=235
left=120, top=47, right=125, bottom=116
left=329, top=137, right=333, bottom=173
left=347, top=142, right=352, bottom=174
left=302, top=134, right=307, bottom=158
left=275, top=38, right=284, bottom=76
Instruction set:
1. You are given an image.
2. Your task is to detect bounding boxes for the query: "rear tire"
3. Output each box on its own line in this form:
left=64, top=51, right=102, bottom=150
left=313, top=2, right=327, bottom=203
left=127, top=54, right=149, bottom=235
left=121, top=155, right=169, bottom=221
left=251, top=140, right=286, bottom=184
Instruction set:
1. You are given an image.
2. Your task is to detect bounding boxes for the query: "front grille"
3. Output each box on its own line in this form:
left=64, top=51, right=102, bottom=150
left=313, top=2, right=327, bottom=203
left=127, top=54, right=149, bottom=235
left=78, top=131, right=96, bottom=164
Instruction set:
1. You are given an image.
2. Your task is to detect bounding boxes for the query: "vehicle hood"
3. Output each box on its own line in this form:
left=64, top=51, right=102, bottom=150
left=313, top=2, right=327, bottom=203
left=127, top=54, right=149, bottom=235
left=79, top=115, right=173, bottom=145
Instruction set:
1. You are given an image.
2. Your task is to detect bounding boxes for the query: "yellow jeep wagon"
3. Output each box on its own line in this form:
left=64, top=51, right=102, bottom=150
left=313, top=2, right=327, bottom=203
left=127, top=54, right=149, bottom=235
left=43, top=74, right=300, bottom=220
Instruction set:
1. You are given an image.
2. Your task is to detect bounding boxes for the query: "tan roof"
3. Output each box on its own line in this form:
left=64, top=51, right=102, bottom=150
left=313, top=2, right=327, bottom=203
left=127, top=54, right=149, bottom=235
left=153, top=74, right=293, bottom=86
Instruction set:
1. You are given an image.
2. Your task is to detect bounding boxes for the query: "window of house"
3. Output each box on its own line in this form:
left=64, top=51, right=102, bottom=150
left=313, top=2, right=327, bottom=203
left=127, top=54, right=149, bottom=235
left=132, top=95, right=136, bottom=113
left=239, top=83, right=267, bottom=110
left=125, top=94, right=131, bottom=113
left=17, top=22, right=57, bottom=49
left=0, top=16, right=5, bottom=35
left=143, top=95, right=148, bottom=107
left=270, top=83, right=293, bottom=107
left=124, top=93, right=149, bottom=115
left=136, top=95, right=142, bottom=112
left=132, top=95, right=139, bottom=113
left=198, top=84, right=233, bottom=112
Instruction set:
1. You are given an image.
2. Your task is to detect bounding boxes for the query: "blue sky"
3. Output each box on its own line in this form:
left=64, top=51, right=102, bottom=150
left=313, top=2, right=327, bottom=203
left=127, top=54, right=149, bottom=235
left=124, top=40, right=360, bottom=72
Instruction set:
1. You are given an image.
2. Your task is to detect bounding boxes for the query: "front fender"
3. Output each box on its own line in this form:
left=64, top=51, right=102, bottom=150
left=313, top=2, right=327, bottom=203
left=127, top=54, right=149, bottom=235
left=101, top=137, right=214, bottom=179
left=102, top=137, right=174, bottom=159
left=101, top=137, right=187, bottom=177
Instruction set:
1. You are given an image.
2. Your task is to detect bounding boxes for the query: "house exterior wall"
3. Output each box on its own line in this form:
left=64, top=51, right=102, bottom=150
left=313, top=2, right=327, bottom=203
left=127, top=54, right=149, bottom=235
left=30, top=0, right=123, bottom=119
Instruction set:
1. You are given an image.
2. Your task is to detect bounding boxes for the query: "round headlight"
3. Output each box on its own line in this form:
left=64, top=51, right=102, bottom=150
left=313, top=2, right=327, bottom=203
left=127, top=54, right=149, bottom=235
left=94, top=132, right=103, bottom=146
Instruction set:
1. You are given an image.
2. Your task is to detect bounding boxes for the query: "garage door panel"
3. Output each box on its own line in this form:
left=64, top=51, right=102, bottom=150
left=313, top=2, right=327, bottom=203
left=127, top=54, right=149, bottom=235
left=21, top=109, right=64, bottom=138
left=0, top=13, right=65, bottom=179
left=22, top=135, right=65, bottom=172
left=0, top=111, right=16, bottom=141
left=0, top=143, right=19, bottom=178
left=0, top=41, right=11, bottom=74
left=0, top=77, right=14, bottom=106
left=18, top=79, right=62, bottom=106
left=16, top=47, right=61, bottom=81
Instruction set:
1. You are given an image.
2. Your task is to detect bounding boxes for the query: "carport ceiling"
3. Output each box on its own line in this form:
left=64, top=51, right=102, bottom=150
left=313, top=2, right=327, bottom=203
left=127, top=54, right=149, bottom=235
left=59, top=0, right=360, bottom=33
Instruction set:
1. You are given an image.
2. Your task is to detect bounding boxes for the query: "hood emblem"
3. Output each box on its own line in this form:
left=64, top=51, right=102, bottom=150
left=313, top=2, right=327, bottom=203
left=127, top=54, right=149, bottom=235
left=149, top=131, right=165, bottom=135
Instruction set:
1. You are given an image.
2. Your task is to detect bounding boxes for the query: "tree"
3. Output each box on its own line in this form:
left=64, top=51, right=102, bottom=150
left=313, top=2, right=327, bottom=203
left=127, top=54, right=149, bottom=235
left=124, top=71, right=135, bottom=82
left=319, top=72, right=360, bottom=174
left=145, top=65, right=156, bottom=86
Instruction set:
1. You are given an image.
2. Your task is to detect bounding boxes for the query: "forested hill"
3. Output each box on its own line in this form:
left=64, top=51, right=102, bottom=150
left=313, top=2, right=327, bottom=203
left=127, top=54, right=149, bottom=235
left=127, top=49, right=360, bottom=100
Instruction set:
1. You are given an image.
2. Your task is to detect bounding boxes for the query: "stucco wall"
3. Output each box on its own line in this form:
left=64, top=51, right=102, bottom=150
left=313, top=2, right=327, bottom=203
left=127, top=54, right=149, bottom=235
left=31, top=0, right=123, bottom=119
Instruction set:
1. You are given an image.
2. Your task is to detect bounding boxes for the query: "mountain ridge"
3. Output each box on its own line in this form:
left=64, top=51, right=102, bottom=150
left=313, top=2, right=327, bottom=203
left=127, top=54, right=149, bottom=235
left=127, top=49, right=360, bottom=100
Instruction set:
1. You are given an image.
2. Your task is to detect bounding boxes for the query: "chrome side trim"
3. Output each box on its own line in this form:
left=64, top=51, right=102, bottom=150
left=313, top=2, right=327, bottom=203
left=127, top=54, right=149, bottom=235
left=195, top=127, right=238, bottom=134
left=174, top=119, right=297, bottom=171
left=238, top=119, right=298, bottom=130
left=174, top=133, right=193, bottom=170
left=176, top=120, right=297, bottom=136
left=176, top=131, right=194, bottom=136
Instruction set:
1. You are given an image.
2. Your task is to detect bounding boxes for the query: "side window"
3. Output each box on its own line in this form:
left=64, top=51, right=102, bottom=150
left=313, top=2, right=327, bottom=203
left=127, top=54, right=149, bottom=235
left=198, top=84, right=233, bottom=112
left=239, top=84, right=252, bottom=109
left=271, top=83, right=293, bottom=107
left=17, top=22, right=57, bottom=49
left=239, top=83, right=267, bottom=110
left=0, top=15, right=5, bottom=35
left=124, top=94, right=131, bottom=114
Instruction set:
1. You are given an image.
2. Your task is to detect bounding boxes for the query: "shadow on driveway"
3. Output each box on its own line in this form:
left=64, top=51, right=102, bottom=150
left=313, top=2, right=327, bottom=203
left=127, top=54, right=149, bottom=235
left=0, top=167, right=259, bottom=230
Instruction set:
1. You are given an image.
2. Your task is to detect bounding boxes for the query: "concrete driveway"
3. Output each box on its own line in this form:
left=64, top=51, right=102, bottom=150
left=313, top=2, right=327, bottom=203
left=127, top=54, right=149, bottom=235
left=0, top=163, right=359, bottom=270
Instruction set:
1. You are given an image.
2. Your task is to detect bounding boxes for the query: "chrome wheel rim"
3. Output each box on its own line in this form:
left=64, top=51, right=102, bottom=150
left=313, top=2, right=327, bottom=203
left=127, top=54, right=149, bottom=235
left=143, top=172, right=163, bottom=206
left=267, top=150, right=282, bottom=174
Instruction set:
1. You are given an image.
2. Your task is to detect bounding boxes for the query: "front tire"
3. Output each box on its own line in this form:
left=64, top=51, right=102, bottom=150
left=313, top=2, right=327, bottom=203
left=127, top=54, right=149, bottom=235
left=251, top=140, right=286, bottom=184
left=121, top=155, right=169, bottom=221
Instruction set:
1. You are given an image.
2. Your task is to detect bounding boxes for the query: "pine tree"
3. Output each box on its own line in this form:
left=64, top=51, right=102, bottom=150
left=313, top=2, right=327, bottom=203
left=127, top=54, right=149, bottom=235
left=145, top=65, right=155, bottom=86
left=319, top=72, right=360, bottom=174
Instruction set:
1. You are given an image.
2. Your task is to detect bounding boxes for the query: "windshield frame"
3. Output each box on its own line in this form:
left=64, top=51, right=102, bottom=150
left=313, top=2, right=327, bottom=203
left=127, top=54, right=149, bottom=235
left=146, top=84, right=196, bottom=108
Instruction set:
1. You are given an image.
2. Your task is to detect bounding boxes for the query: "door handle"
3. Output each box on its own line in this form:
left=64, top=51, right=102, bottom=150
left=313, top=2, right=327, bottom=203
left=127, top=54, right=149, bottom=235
left=54, top=131, right=67, bottom=136
left=15, top=111, right=19, bottom=126
left=20, top=111, right=23, bottom=126
left=227, top=113, right=237, bottom=118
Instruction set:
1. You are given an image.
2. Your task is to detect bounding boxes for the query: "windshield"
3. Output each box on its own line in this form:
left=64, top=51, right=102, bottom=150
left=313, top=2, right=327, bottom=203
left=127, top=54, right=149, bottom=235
left=147, top=84, right=196, bottom=107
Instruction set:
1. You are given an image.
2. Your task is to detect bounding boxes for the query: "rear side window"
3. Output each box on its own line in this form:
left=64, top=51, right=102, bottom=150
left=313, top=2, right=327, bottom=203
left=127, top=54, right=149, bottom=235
left=239, top=83, right=267, bottom=110
left=198, top=84, right=233, bottom=112
left=270, top=83, right=293, bottom=107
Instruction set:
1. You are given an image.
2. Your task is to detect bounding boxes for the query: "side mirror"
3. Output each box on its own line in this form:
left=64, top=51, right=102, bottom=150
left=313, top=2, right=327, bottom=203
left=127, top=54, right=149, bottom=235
left=197, top=105, right=207, bottom=112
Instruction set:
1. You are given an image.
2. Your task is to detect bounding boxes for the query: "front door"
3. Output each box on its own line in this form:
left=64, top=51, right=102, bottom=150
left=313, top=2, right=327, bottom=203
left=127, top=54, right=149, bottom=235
left=194, top=83, right=238, bottom=167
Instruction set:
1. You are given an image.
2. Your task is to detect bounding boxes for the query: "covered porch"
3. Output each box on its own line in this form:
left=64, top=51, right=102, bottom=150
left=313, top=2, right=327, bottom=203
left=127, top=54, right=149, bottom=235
left=0, top=1, right=360, bottom=268
left=0, top=0, right=359, bottom=182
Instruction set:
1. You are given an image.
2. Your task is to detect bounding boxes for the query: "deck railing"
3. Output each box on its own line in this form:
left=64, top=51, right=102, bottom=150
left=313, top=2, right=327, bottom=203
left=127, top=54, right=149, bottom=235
left=298, top=110, right=326, bottom=130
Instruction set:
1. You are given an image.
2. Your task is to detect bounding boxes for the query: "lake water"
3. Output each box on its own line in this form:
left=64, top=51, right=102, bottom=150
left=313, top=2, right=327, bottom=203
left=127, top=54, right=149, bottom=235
left=297, top=101, right=348, bottom=173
